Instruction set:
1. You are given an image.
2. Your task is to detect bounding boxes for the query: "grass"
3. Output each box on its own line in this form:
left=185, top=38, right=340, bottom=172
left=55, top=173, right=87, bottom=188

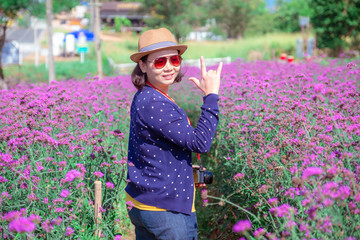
left=4, top=31, right=309, bottom=83
left=4, top=43, right=113, bottom=84
left=4, top=58, right=113, bottom=84
left=103, top=32, right=307, bottom=64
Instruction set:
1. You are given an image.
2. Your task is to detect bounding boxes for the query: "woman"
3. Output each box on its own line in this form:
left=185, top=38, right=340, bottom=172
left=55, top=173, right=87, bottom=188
left=125, top=27, right=222, bottom=240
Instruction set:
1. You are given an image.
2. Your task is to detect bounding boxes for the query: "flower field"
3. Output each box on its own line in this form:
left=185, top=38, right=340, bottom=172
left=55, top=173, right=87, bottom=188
left=0, top=57, right=359, bottom=239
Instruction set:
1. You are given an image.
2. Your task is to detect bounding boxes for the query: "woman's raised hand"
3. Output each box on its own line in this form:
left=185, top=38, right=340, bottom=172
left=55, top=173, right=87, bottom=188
left=188, top=56, right=223, bottom=95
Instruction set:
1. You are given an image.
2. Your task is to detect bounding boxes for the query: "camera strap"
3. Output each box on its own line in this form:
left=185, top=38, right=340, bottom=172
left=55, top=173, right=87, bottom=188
left=146, top=81, right=204, bottom=170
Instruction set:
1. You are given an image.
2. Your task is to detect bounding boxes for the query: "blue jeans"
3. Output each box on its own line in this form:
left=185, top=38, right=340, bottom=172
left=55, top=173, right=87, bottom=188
left=128, top=207, right=198, bottom=240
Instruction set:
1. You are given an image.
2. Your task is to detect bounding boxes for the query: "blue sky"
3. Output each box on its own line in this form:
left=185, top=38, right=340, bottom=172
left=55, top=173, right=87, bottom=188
left=265, top=0, right=276, bottom=9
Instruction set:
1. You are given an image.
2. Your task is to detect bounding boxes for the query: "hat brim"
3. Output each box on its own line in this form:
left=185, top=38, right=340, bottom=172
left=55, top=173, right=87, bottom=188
left=130, top=45, right=188, bottom=63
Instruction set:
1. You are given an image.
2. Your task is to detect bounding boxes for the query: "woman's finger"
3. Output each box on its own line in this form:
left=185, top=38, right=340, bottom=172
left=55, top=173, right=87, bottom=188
left=200, top=56, right=207, bottom=77
left=188, top=77, right=201, bottom=88
left=217, top=62, right=223, bottom=76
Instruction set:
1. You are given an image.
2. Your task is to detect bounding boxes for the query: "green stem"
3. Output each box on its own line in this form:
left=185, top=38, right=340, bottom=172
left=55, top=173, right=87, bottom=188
left=206, top=195, right=261, bottom=223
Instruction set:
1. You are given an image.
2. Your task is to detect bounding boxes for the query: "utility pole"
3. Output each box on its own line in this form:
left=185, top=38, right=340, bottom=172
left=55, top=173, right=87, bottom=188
left=90, top=0, right=95, bottom=32
left=46, top=0, right=56, bottom=83
left=0, top=21, right=8, bottom=90
left=33, top=17, right=39, bottom=67
left=94, top=0, right=103, bottom=79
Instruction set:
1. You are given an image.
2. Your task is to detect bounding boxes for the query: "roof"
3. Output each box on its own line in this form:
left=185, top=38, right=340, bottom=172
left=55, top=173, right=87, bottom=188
left=100, top=1, right=145, bottom=19
left=100, top=1, right=142, bottom=11
left=6, top=27, right=45, bottom=43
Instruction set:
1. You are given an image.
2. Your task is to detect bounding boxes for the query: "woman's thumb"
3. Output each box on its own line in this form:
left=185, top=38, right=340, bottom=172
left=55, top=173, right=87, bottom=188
left=188, top=77, right=200, bottom=87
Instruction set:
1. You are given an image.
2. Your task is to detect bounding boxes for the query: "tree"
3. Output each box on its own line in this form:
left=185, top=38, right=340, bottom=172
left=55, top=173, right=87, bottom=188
left=114, top=16, right=132, bottom=32
left=139, top=0, right=205, bottom=42
left=209, top=0, right=266, bottom=39
left=46, top=0, right=55, bottom=83
left=309, top=0, right=360, bottom=56
left=0, top=0, right=29, bottom=90
left=274, top=0, right=312, bottom=33
left=0, top=0, right=80, bottom=89
left=245, top=1, right=274, bottom=36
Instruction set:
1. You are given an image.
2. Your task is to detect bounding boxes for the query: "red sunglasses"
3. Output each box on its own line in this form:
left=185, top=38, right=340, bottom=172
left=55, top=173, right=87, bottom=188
left=149, top=55, right=182, bottom=69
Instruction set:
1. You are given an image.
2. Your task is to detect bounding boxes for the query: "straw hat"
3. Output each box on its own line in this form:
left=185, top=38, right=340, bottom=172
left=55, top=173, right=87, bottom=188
left=130, top=28, right=188, bottom=63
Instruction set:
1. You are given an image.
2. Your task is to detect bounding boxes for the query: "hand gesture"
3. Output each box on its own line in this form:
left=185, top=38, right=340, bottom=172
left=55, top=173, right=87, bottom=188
left=188, top=56, right=223, bottom=95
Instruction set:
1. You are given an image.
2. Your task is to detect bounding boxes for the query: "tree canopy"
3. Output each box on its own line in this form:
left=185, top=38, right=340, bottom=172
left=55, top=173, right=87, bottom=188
left=0, top=0, right=80, bottom=88
left=210, top=0, right=266, bottom=39
left=139, top=0, right=200, bottom=42
left=309, top=0, right=360, bottom=55
left=274, top=0, right=312, bottom=32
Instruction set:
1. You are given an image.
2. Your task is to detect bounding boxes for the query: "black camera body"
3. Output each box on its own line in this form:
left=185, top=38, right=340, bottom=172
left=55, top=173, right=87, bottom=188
left=193, top=166, right=213, bottom=184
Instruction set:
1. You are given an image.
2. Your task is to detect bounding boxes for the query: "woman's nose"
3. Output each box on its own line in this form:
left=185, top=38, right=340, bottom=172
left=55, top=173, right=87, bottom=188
left=163, top=58, right=173, bottom=71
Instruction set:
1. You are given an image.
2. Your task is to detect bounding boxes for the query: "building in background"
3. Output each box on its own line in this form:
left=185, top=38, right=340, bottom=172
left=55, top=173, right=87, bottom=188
left=100, top=1, right=146, bottom=33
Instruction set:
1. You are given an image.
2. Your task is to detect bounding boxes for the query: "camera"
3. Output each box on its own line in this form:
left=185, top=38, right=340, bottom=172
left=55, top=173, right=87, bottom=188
left=193, top=165, right=213, bottom=184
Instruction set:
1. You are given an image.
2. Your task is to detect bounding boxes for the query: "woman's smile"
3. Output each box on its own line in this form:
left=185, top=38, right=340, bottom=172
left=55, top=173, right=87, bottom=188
left=162, top=73, right=175, bottom=80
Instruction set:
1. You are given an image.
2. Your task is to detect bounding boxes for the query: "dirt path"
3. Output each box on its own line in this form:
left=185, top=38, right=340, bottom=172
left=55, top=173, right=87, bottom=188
left=100, top=32, right=133, bottom=42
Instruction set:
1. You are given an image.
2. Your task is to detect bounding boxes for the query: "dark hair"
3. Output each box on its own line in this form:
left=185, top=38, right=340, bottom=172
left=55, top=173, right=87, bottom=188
left=131, top=54, right=184, bottom=91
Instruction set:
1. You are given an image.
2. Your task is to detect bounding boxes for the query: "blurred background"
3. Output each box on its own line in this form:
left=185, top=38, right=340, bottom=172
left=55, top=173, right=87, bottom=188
left=1, top=0, right=359, bottom=86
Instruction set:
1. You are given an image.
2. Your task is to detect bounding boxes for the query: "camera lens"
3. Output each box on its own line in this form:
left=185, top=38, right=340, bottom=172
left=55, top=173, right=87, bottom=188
left=203, top=171, right=213, bottom=184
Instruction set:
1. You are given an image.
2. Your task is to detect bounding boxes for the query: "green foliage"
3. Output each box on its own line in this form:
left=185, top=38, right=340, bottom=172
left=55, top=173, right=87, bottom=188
left=16, top=14, right=31, bottom=28
left=309, top=0, right=360, bottom=56
left=102, top=32, right=300, bottom=66
left=245, top=11, right=276, bottom=36
left=274, top=0, right=312, bottom=33
left=114, top=16, right=132, bottom=32
left=139, top=0, right=203, bottom=42
left=209, top=0, right=266, bottom=39
left=0, top=0, right=81, bottom=20
left=29, top=0, right=81, bottom=18
left=0, top=0, right=29, bottom=22
left=4, top=56, right=113, bottom=84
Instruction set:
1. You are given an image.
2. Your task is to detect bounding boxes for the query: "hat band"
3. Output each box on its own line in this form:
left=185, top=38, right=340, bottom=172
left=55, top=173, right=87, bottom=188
left=139, top=41, right=177, bottom=52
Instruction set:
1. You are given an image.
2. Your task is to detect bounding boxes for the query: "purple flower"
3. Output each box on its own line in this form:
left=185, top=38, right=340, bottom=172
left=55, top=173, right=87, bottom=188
left=76, top=163, right=87, bottom=173
left=106, top=182, right=114, bottom=189
left=1, top=191, right=12, bottom=200
left=53, top=217, right=63, bottom=226
left=114, top=235, right=123, bottom=240
left=64, top=169, right=83, bottom=182
left=66, top=227, right=75, bottom=236
left=232, top=219, right=252, bottom=233
left=270, top=204, right=297, bottom=218
left=126, top=201, right=134, bottom=210
left=9, top=217, right=36, bottom=233
left=268, top=197, right=278, bottom=206
left=253, top=228, right=266, bottom=238
left=42, top=197, right=48, bottom=204
left=59, top=161, right=67, bottom=167
left=28, top=214, right=42, bottom=224
left=60, top=189, right=71, bottom=198
left=94, top=171, right=104, bottom=178
left=41, top=219, right=54, bottom=233
left=346, top=61, right=357, bottom=69
left=233, top=173, right=245, bottom=181
left=4, top=211, right=22, bottom=222
left=302, top=167, right=323, bottom=180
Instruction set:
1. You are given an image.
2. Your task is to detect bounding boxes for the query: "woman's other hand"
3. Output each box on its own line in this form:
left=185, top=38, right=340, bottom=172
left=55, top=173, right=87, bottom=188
left=188, top=56, right=223, bottom=95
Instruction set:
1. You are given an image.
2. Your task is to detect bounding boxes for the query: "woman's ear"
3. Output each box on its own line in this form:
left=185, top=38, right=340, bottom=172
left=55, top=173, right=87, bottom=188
left=139, top=60, right=147, bottom=73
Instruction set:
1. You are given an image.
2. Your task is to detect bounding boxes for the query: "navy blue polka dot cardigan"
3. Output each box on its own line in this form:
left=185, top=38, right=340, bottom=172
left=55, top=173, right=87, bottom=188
left=125, top=85, right=219, bottom=215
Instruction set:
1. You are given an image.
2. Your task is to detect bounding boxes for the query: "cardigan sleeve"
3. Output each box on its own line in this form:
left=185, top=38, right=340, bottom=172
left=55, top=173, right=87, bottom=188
left=138, top=93, right=219, bottom=153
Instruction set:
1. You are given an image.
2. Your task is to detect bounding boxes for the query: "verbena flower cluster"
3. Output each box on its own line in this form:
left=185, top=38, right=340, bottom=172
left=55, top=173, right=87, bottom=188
left=0, top=76, right=134, bottom=239
left=0, top=57, right=359, bottom=239
left=173, top=58, right=360, bottom=239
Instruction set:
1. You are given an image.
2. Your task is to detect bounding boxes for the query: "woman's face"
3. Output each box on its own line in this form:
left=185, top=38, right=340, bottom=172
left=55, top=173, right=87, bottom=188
left=139, top=50, right=180, bottom=92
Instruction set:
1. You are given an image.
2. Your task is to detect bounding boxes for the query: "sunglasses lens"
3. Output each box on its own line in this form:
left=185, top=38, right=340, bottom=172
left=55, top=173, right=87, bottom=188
left=170, top=55, right=181, bottom=66
left=153, top=55, right=181, bottom=69
left=154, top=57, right=167, bottom=69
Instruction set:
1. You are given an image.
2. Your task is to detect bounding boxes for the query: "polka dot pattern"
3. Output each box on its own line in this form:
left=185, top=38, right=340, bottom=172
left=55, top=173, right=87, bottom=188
left=125, top=86, right=219, bottom=215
